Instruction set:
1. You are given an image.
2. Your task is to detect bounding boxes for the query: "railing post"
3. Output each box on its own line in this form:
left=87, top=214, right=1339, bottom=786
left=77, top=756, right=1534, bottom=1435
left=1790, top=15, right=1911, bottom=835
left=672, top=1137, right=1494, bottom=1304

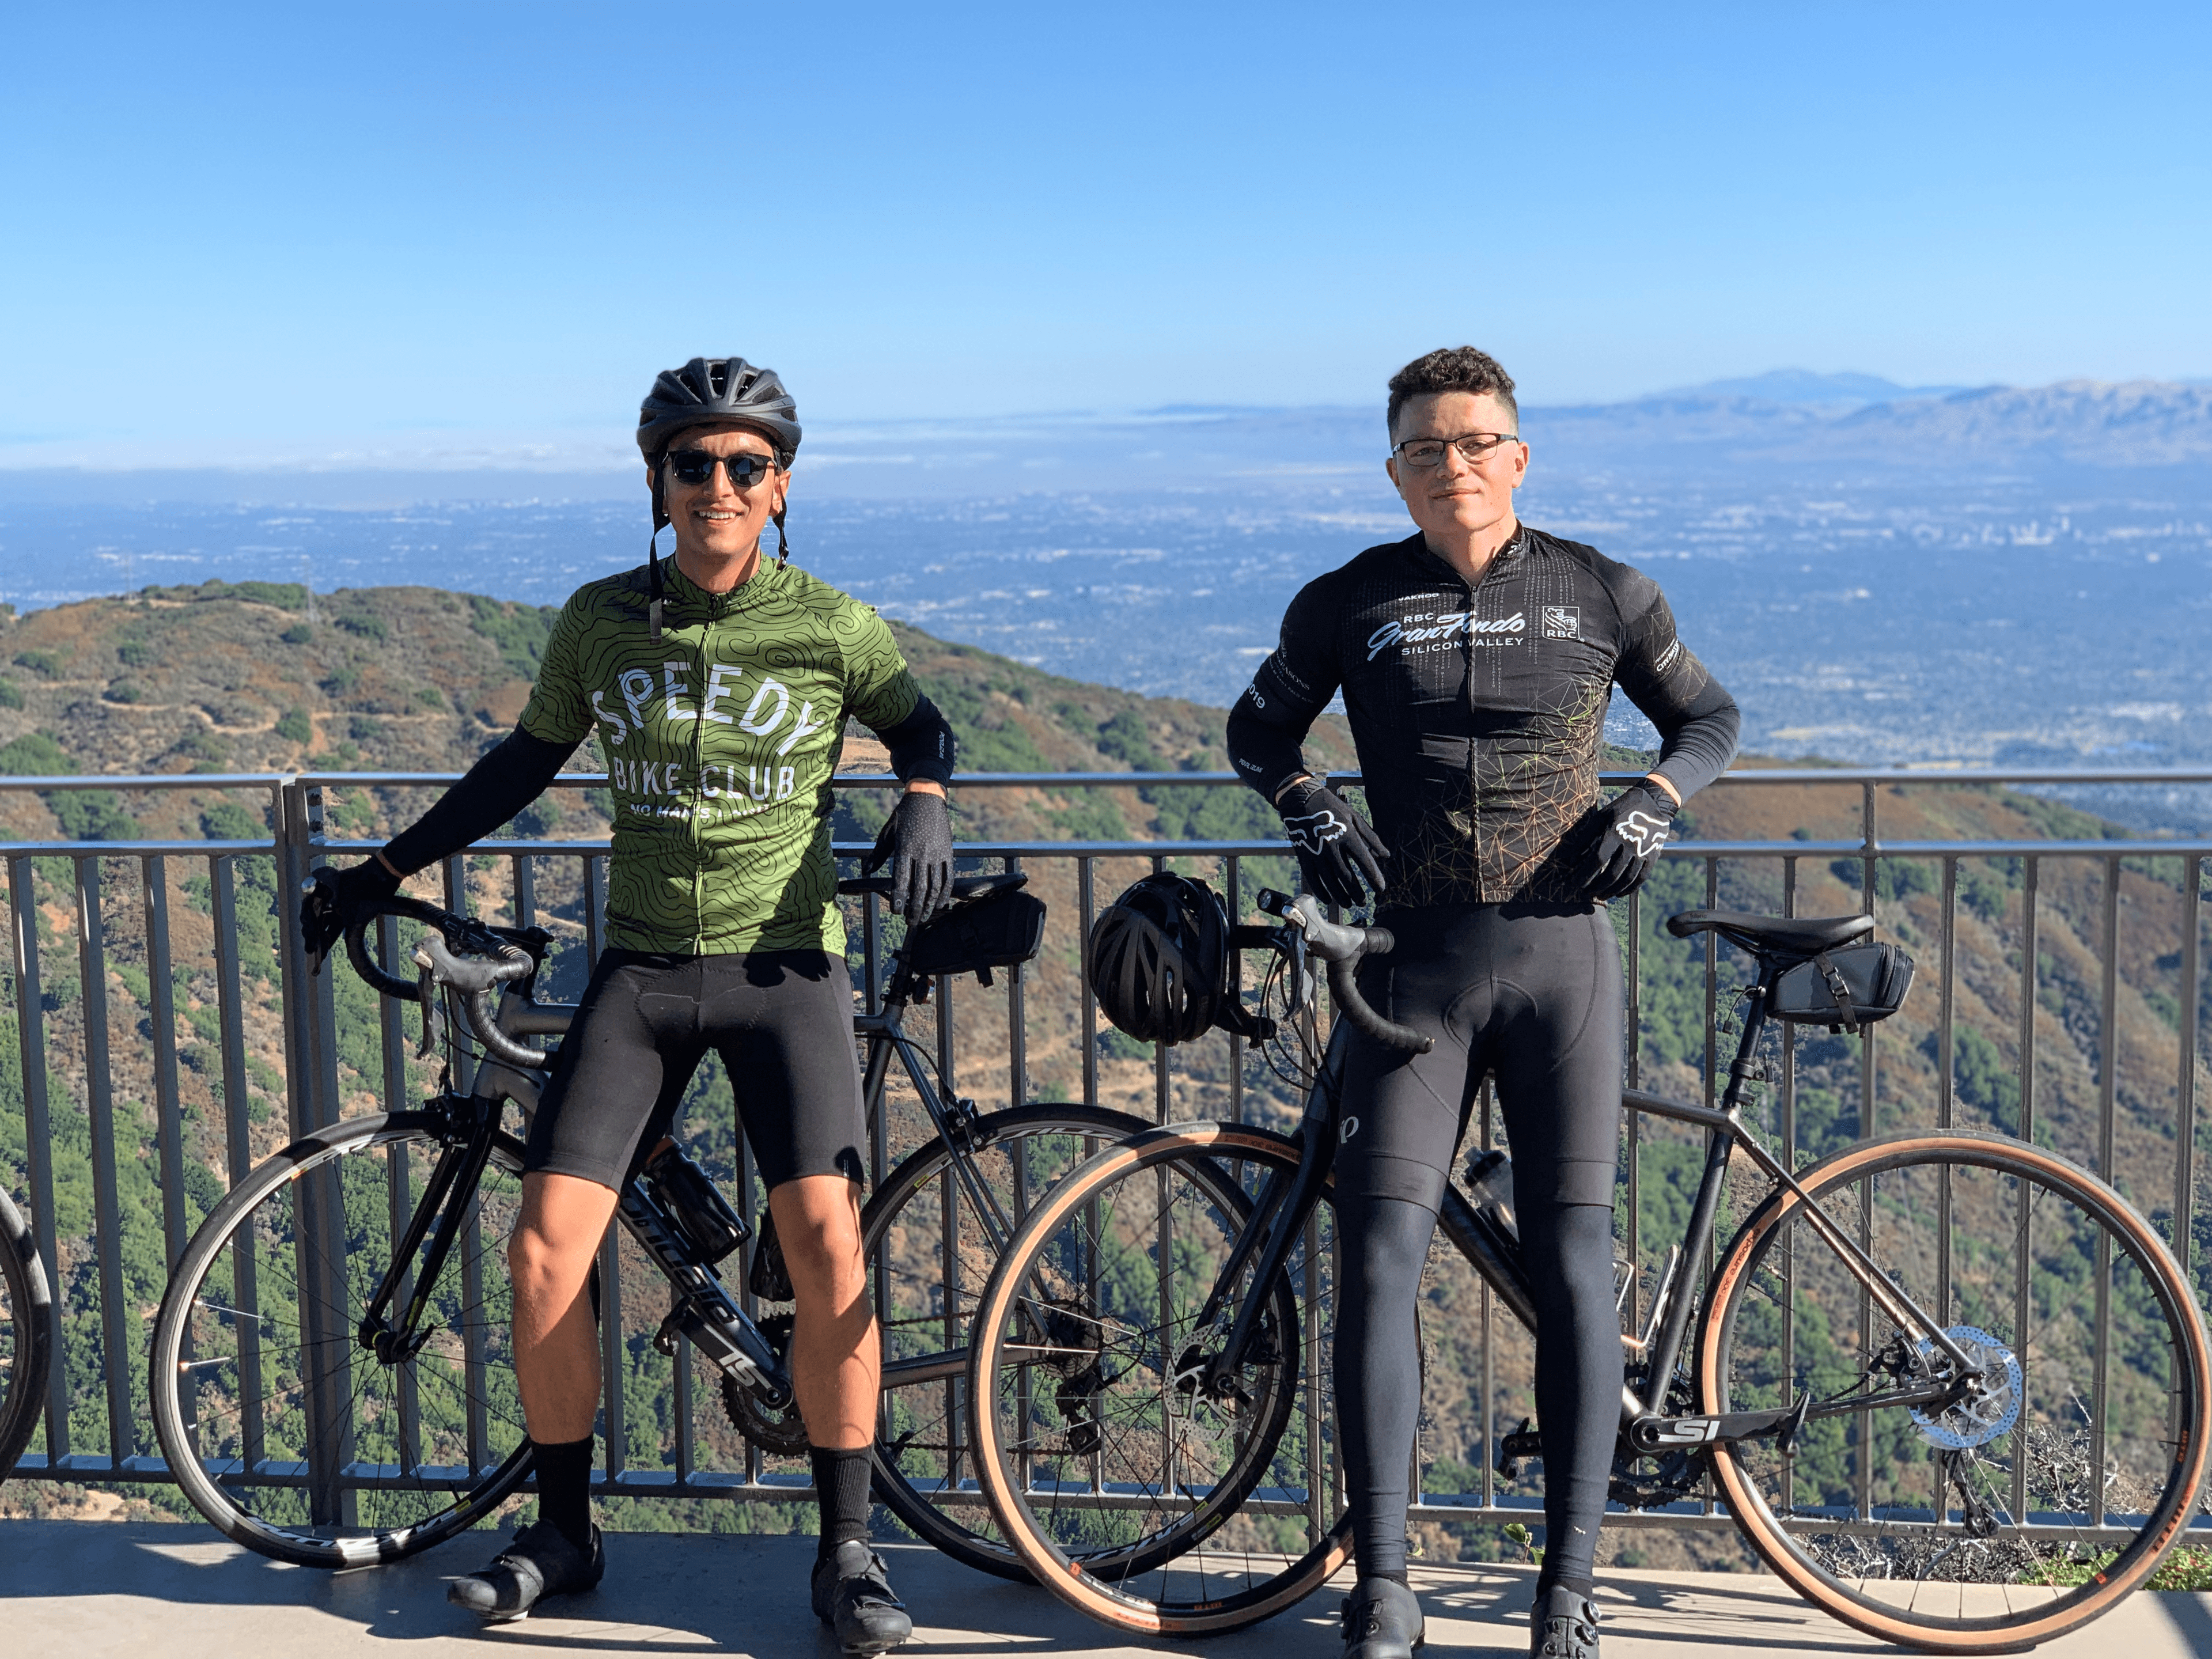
left=75, top=855, right=135, bottom=1464
left=9, top=854, right=69, bottom=1459
left=275, top=775, right=354, bottom=1525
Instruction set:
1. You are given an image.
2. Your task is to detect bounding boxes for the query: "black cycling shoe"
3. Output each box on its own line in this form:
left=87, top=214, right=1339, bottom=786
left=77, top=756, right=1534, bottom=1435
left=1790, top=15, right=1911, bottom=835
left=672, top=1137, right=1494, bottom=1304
left=810, top=1539, right=913, bottom=1656
left=1340, top=1575, right=1425, bottom=1659
left=446, top=1519, right=605, bottom=1622
left=1530, top=1585, right=1600, bottom=1658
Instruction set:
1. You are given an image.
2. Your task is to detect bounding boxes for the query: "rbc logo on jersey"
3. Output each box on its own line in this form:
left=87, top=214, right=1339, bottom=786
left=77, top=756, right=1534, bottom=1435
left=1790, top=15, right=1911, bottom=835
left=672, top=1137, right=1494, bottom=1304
left=1541, top=605, right=1581, bottom=641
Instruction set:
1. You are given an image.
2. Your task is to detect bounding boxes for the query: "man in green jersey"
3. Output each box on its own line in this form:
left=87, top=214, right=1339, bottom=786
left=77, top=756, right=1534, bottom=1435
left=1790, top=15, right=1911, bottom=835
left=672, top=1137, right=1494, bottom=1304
left=303, top=358, right=952, bottom=1650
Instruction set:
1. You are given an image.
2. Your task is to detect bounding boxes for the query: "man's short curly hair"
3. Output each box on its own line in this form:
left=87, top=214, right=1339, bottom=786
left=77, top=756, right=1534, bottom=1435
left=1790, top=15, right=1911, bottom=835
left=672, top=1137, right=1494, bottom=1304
left=1387, top=346, right=1518, bottom=439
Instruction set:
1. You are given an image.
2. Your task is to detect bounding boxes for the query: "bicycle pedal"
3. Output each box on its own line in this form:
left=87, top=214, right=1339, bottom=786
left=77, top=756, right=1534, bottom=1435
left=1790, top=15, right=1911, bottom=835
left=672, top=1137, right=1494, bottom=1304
left=1495, top=1415, right=1543, bottom=1480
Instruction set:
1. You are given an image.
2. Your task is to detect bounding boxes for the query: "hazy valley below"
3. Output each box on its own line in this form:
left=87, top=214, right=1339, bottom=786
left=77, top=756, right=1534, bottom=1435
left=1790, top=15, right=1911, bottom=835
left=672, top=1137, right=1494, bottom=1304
left=3, top=373, right=2209, bottom=824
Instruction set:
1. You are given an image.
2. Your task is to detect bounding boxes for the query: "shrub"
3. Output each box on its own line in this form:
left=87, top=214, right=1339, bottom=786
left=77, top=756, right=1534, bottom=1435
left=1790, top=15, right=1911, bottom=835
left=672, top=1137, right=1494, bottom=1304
left=0, top=677, right=21, bottom=710
left=279, top=623, right=313, bottom=645
left=12, top=649, right=60, bottom=677
left=274, top=708, right=313, bottom=745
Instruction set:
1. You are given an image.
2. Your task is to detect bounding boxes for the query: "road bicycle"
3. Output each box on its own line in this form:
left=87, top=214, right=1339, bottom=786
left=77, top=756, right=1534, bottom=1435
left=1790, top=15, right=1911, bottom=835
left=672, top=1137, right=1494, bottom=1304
left=964, top=893, right=2212, bottom=1652
left=0, top=1178, right=53, bottom=1482
left=149, top=870, right=1146, bottom=1573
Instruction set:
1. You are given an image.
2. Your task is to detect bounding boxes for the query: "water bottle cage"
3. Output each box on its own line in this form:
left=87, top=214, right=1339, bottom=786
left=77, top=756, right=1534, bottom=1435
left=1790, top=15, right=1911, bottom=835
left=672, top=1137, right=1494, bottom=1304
left=642, top=1145, right=750, bottom=1266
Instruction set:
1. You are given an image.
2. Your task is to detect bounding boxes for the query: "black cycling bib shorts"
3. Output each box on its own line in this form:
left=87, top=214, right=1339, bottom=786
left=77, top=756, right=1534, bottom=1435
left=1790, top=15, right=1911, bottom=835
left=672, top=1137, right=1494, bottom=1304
left=523, top=948, right=867, bottom=1193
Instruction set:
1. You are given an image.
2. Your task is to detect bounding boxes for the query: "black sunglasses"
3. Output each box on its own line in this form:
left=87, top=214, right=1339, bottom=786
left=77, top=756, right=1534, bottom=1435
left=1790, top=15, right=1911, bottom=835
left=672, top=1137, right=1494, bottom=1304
left=665, top=449, right=778, bottom=488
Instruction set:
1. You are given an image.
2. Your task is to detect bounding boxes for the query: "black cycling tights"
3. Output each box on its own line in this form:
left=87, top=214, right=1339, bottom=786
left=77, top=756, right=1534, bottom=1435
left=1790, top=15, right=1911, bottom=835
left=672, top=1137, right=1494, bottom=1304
left=1331, top=902, right=1626, bottom=1596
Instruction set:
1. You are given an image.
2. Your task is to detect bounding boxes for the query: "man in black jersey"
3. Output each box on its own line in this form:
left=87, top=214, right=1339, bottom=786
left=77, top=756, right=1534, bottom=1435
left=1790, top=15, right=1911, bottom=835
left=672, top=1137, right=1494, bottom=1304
left=1226, top=347, right=1737, bottom=1659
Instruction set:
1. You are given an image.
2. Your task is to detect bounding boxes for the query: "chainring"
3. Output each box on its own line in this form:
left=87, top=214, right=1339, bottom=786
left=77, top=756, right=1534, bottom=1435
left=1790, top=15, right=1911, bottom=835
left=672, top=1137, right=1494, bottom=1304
left=721, top=1312, right=811, bottom=1457
left=1609, top=1369, right=1709, bottom=1509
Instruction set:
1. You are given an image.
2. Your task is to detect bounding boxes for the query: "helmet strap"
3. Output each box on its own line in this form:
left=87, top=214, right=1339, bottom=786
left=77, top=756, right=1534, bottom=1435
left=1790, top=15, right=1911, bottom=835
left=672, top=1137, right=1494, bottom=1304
left=772, top=504, right=790, bottom=569
left=647, top=466, right=670, bottom=642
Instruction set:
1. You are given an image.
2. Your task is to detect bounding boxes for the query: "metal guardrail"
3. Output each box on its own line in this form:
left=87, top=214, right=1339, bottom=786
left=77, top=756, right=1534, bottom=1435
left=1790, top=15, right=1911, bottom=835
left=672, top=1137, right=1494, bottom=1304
left=2, top=766, right=2209, bottom=1545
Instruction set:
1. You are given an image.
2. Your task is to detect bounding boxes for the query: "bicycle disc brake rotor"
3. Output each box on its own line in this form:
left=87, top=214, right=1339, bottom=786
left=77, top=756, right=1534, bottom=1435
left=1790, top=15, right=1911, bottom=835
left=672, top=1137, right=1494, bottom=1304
left=722, top=1313, right=812, bottom=1456
left=1910, top=1325, right=2022, bottom=1451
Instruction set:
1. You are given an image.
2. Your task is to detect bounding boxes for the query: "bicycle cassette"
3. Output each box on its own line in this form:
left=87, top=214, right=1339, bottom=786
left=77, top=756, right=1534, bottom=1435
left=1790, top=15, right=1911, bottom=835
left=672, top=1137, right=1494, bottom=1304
left=1911, top=1325, right=2022, bottom=1451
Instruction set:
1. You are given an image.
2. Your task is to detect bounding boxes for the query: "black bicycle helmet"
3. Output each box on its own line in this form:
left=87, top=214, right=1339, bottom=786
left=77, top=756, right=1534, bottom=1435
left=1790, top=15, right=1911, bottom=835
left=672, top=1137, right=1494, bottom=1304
left=1088, top=873, right=1231, bottom=1047
left=635, top=357, right=803, bottom=640
left=637, top=357, right=801, bottom=468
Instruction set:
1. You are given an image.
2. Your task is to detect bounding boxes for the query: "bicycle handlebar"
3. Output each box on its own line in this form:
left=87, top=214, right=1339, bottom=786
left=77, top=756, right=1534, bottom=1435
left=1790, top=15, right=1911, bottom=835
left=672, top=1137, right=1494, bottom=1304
left=1255, top=889, right=1434, bottom=1055
left=303, top=871, right=560, bottom=1072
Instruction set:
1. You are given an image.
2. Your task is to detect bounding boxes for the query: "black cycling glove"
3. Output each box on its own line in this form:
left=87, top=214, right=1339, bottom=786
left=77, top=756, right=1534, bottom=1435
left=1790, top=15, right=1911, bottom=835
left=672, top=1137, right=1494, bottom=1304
left=299, top=858, right=401, bottom=970
left=1581, top=781, right=1680, bottom=900
left=864, top=790, right=954, bottom=925
left=1275, top=778, right=1389, bottom=911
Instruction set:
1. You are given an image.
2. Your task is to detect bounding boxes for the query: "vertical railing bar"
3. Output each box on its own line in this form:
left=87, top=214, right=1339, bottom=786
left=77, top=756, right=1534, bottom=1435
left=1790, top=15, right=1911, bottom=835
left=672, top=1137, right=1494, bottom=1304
left=2089, top=854, right=2119, bottom=1528
left=1006, top=854, right=1026, bottom=1110
left=143, top=854, right=190, bottom=1274
left=1856, top=787, right=1877, bottom=1526
left=2173, top=855, right=2203, bottom=1454
left=1226, top=851, right=1243, bottom=1124
left=211, top=855, right=262, bottom=1469
left=599, top=1225, right=626, bottom=1480
left=376, top=908, right=422, bottom=1472
left=585, top=855, right=607, bottom=969
left=1937, top=857, right=1955, bottom=1345
left=1779, top=853, right=1797, bottom=1515
left=1702, top=858, right=1718, bottom=1111
left=1153, top=852, right=1169, bottom=1124
left=513, top=852, right=535, bottom=930
left=1079, top=858, right=1098, bottom=1111
left=438, top=853, right=492, bottom=1481
left=75, top=855, right=137, bottom=1461
left=2011, top=854, right=2037, bottom=1528
left=9, top=854, right=68, bottom=1456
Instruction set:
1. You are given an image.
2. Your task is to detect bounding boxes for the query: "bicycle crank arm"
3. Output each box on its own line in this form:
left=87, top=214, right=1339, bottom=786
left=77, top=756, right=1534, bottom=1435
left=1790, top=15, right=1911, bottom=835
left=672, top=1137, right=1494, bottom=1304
left=1628, top=1405, right=1809, bottom=1450
left=653, top=1300, right=792, bottom=1409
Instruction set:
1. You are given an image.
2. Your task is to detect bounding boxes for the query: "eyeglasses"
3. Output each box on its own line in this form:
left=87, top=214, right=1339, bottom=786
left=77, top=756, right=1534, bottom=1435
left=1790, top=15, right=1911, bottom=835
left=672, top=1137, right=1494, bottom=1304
left=1391, top=431, right=1521, bottom=469
left=665, top=449, right=778, bottom=488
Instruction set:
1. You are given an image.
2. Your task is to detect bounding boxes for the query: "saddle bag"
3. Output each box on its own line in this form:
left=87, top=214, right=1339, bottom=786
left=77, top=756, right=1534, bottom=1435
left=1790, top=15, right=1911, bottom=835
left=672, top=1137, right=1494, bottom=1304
left=1769, top=942, right=1915, bottom=1031
left=901, top=885, right=1047, bottom=987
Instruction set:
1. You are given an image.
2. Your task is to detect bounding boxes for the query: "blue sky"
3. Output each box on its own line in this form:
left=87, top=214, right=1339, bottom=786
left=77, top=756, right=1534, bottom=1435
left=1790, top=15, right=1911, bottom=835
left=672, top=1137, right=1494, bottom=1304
left=2, top=2, right=2207, bottom=455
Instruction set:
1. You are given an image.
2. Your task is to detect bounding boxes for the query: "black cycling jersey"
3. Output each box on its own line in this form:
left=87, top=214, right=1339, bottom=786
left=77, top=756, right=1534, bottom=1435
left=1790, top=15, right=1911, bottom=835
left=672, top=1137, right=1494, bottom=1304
left=1226, top=528, right=1738, bottom=905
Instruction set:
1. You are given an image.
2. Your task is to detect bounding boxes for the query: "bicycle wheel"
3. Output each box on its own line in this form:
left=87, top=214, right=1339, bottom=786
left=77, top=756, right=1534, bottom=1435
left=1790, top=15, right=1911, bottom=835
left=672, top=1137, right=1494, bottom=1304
left=0, top=1184, right=54, bottom=1480
left=864, top=1101, right=1147, bottom=1580
left=150, top=1109, right=536, bottom=1566
left=1703, top=1128, right=2212, bottom=1653
left=968, top=1121, right=1352, bottom=1637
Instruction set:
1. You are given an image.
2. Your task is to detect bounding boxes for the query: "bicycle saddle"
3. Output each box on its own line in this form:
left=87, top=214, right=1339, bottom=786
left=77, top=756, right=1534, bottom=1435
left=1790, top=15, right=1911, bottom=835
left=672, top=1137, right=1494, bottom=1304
left=836, top=870, right=1028, bottom=903
left=1666, top=908, right=1873, bottom=958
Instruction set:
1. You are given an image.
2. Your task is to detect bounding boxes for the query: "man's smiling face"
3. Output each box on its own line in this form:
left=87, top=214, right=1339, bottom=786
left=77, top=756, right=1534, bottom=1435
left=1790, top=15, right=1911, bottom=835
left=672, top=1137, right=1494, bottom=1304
left=656, top=424, right=786, bottom=567
left=1385, top=390, right=1529, bottom=552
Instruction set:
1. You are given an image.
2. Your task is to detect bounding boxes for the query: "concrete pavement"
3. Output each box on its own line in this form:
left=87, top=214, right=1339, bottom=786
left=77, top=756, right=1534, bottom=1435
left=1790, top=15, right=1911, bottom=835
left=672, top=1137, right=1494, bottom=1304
left=2, top=1521, right=2209, bottom=1658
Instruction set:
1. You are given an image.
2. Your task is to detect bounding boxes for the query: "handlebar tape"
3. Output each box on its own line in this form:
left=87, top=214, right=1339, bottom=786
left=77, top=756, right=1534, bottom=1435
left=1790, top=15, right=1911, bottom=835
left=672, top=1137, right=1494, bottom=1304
left=1327, top=956, right=1434, bottom=1055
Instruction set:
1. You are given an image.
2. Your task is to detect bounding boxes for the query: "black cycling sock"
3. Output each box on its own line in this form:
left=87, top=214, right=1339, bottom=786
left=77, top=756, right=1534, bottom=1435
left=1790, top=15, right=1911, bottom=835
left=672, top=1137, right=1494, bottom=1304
left=1524, top=1201, right=1623, bottom=1596
left=532, top=1435, right=595, bottom=1551
left=1335, top=1192, right=1438, bottom=1584
left=812, top=1444, right=873, bottom=1559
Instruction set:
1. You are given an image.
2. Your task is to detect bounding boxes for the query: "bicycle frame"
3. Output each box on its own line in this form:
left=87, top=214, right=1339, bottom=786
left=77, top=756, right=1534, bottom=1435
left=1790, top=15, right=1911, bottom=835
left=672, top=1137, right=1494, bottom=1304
left=1196, top=956, right=1982, bottom=1444
left=347, top=924, right=1036, bottom=1417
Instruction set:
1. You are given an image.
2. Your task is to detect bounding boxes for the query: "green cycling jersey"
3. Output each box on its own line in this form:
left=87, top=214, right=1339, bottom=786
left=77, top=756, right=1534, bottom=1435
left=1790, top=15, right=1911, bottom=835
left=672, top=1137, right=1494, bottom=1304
left=518, top=558, right=923, bottom=955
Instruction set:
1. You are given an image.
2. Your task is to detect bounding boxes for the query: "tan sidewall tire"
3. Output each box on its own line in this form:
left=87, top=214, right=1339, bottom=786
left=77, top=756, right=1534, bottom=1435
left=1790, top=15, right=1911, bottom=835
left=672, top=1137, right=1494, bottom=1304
left=965, top=1120, right=1353, bottom=1637
left=1698, top=1130, right=2212, bottom=1654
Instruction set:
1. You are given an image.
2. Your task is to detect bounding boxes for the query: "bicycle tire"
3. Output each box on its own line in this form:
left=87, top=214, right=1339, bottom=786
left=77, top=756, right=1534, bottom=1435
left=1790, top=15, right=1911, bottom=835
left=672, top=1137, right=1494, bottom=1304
left=150, top=1111, right=537, bottom=1567
left=1703, top=1128, right=2212, bottom=1653
left=968, top=1120, right=1353, bottom=1637
left=863, top=1101, right=1148, bottom=1581
left=0, top=1184, right=54, bottom=1481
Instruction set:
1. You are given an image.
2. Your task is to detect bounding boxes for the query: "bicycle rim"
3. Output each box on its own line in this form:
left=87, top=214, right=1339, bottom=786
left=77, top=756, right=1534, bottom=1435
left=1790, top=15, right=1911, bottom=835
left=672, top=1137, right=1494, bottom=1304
left=150, top=1111, right=536, bottom=1566
left=0, top=1185, right=52, bottom=1479
left=865, top=1101, right=1147, bottom=1581
left=968, top=1121, right=1353, bottom=1637
left=1703, top=1129, right=2212, bottom=1653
